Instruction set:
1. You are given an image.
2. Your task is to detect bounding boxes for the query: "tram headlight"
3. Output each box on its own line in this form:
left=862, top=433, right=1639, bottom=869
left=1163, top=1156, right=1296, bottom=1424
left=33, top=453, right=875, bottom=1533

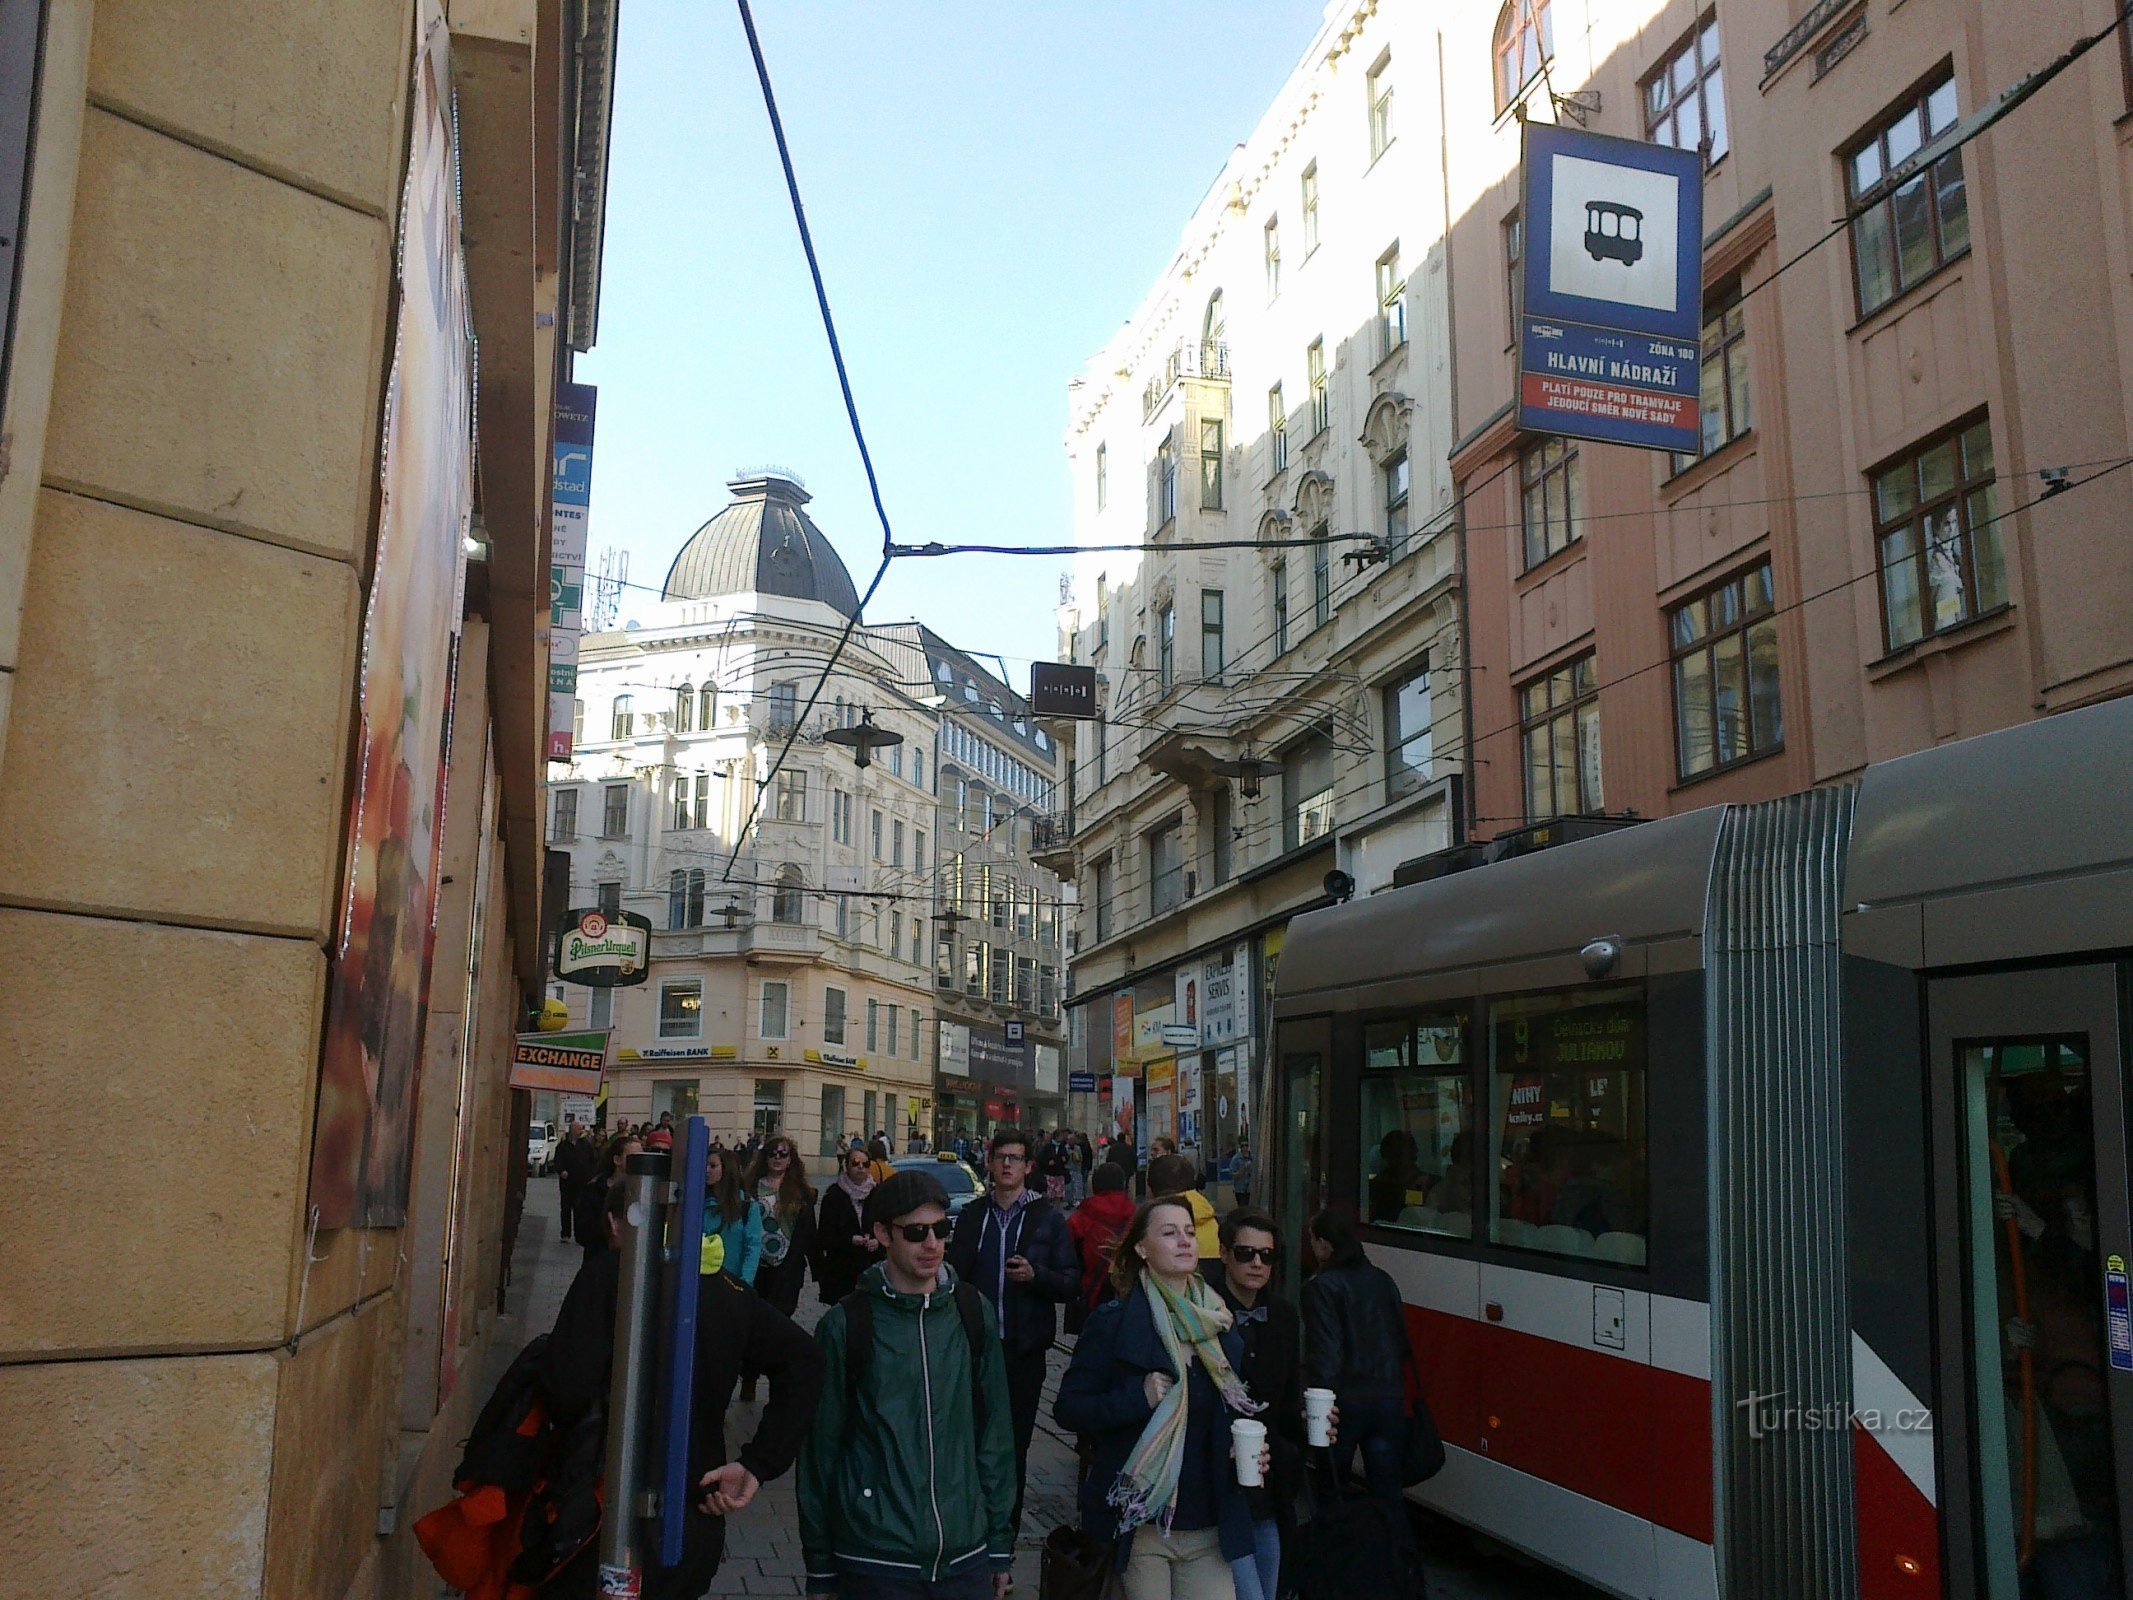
left=1579, top=936, right=1623, bottom=979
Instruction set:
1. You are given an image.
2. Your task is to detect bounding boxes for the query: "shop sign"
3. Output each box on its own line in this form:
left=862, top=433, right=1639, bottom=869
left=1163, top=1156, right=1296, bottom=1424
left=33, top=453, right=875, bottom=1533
left=2108, top=1255, right=2131, bottom=1371
left=939, top=1072, right=983, bottom=1094
left=804, top=1048, right=865, bottom=1070
left=1111, top=994, right=1134, bottom=1065
left=969, top=1025, right=1024, bottom=1082
left=1200, top=948, right=1242, bottom=1046
left=1133, top=1003, right=1176, bottom=1061
left=1518, top=121, right=1704, bottom=454
left=939, top=1020, right=970, bottom=1075
left=1069, top=1071, right=1098, bottom=1092
left=1160, top=1023, right=1199, bottom=1049
left=553, top=908, right=652, bottom=987
left=1174, top=968, right=1200, bottom=1044
left=511, top=1030, right=607, bottom=1094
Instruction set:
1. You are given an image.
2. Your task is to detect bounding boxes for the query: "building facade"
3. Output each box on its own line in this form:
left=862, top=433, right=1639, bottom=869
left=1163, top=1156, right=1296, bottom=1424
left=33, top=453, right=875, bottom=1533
left=0, top=1, right=611, bottom=1596
left=549, top=473, right=942, bottom=1156
left=1054, top=0, right=1460, bottom=1166
left=1445, top=0, right=2133, bottom=843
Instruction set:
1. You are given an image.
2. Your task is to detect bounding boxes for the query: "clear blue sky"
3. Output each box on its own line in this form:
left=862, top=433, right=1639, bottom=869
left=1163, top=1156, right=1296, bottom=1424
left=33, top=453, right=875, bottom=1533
left=575, top=0, right=1326, bottom=679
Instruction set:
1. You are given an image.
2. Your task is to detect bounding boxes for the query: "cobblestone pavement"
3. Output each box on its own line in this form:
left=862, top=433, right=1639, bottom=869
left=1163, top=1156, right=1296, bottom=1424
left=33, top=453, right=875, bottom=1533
left=503, top=1186, right=1593, bottom=1600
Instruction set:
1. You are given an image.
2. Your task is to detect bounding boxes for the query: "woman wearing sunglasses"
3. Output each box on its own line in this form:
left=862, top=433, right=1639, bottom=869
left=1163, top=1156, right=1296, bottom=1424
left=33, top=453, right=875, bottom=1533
left=1055, top=1197, right=1267, bottom=1600
left=1203, top=1210, right=1321, bottom=1600
left=743, top=1139, right=817, bottom=1400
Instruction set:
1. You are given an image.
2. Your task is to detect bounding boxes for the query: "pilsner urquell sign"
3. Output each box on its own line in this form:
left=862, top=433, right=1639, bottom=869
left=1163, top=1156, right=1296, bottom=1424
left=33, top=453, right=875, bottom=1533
left=553, top=908, right=653, bottom=987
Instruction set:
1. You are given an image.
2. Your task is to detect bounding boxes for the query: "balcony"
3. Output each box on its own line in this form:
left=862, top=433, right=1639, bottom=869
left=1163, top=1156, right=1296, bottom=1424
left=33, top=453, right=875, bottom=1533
left=1143, top=339, right=1230, bottom=421
left=1028, top=812, right=1077, bottom=875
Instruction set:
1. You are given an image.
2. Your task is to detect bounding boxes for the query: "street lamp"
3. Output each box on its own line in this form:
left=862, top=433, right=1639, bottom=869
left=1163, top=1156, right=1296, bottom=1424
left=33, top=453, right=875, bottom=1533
left=822, top=709, right=903, bottom=770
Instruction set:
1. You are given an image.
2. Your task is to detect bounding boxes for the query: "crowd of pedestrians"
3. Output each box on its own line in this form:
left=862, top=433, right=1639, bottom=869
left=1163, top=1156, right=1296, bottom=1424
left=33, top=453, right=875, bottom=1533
left=433, top=1119, right=1429, bottom=1600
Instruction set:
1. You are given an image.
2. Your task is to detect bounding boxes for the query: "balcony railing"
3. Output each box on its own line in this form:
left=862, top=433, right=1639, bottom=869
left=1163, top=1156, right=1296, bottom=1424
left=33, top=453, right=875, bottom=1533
left=1762, top=0, right=1846, bottom=79
left=1143, top=339, right=1231, bottom=420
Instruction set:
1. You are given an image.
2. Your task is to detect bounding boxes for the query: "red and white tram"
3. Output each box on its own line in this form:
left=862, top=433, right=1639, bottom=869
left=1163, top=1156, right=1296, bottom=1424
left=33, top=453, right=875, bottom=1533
left=1269, top=694, right=2133, bottom=1600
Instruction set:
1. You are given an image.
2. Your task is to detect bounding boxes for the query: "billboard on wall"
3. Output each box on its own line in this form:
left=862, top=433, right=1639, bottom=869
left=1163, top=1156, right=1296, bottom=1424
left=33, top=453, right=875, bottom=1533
left=547, top=382, right=596, bottom=762
left=1518, top=121, right=1704, bottom=455
left=309, top=15, right=472, bottom=1230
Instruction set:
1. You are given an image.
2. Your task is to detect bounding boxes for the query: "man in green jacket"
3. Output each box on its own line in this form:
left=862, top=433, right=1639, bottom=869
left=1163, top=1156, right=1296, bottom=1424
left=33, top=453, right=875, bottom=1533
left=800, top=1169, right=1017, bottom=1600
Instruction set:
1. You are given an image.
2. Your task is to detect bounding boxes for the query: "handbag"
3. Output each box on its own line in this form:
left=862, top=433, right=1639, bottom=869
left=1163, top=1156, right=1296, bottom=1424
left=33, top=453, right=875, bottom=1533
left=1398, top=1333, right=1447, bottom=1485
left=1040, top=1525, right=1124, bottom=1600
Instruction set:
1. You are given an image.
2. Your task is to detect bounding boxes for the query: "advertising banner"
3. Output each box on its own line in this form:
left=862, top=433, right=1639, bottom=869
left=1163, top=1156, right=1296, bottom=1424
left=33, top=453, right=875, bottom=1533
left=510, top=1030, right=608, bottom=1094
left=1111, top=1075, right=1136, bottom=1161
left=309, top=14, right=471, bottom=1230
left=1200, top=948, right=1241, bottom=1047
left=1518, top=121, right=1704, bottom=454
left=938, top=1019, right=970, bottom=1076
left=547, top=381, right=596, bottom=762
left=1174, top=967, right=1201, bottom=1047
left=1111, top=993, right=1134, bottom=1067
left=553, top=908, right=653, bottom=986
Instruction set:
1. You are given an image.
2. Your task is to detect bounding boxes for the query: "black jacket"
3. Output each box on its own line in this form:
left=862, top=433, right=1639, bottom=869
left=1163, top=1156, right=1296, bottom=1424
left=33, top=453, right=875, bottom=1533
left=555, top=1136, right=596, bottom=1188
left=814, top=1183, right=879, bottom=1304
left=538, top=1249, right=826, bottom=1599
left=1053, top=1285, right=1255, bottom=1561
left=572, top=1171, right=613, bottom=1255
left=1202, top=1263, right=1305, bottom=1525
left=1301, top=1257, right=1408, bottom=1406
left=946, top=1192, right=1080, bottom=1356
left=753, top=1196, right=817, bottom=1316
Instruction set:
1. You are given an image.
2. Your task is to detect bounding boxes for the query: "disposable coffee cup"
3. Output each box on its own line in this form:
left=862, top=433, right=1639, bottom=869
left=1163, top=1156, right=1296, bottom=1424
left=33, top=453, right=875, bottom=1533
left=1231, top=1419, right=1267, bottom=1486
left=1303, top=1387, right=1335, bottom=1447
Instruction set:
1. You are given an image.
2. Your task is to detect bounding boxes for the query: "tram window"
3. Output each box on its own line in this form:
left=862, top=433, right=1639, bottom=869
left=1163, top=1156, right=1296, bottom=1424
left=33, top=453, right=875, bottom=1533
left=1360, top=1015, right=1472, bottom=1237
left=1488, top=988, right=1648, bottom=1264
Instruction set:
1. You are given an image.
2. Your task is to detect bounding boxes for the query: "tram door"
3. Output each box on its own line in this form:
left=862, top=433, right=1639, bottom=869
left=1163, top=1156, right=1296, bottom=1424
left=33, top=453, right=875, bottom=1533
left=1274, top=1016, right=1329, bottom=1294
left=1930, top=967, right=2133, bottom=1600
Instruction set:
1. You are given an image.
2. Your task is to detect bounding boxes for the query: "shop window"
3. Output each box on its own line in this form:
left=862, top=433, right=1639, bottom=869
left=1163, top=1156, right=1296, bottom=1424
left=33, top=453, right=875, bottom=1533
left=753, top=1079, right=784, bottom=1139
left=1670, top=561, right=1782, bottom=777
left=820, top=1085, right=845, bottom=1157
left=1872, top=415, right=2003, bottom=650
left=1847, top=74, right=1968, bottom=318
left=1488, top=988, right=1648, bottom=1263
left=1358, top=1014, right=1472, bottom=1237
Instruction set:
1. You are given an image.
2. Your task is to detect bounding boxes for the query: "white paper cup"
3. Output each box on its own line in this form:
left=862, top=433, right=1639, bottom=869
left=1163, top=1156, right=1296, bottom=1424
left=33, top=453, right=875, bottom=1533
left=1231, top=1419, right=1267, bottom=1485
left=1303, top=1387, right=1335, bottom=1447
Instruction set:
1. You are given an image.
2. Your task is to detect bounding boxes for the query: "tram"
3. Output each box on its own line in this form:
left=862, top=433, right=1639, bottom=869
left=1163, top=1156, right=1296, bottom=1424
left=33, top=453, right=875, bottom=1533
left=1268, top=695, right=2133, bottom=1600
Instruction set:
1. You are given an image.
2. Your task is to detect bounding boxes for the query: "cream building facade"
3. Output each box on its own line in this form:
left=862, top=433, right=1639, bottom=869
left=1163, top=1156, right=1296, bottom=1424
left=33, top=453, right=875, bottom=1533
left=1055, top=0, right=1461, bottom=1159
left=550, top=473, right=942, bottom=1156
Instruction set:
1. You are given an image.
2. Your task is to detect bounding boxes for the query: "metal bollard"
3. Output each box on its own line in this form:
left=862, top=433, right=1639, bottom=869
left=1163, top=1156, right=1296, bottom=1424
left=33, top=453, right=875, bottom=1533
left=597, top=1149, right=671, bottom=1597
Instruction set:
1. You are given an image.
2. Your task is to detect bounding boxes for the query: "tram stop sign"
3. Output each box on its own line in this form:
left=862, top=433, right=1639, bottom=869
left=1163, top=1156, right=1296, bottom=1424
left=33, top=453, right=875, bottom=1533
left=1029, top=662, right=1098, bottom=719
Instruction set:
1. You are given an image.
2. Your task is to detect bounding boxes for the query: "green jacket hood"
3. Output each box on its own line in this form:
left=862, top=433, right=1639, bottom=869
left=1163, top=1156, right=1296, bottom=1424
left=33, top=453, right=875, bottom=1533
left=855, top=1259, right=962, bottom=1306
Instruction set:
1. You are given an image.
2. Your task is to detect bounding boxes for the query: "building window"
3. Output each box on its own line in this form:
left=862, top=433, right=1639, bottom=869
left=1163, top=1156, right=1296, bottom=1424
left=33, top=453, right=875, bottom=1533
left=700, top=683, right=717, bottom=727
left=1670, top=561, right=1782, bottom=778
left=886, top=1003, right=900, bottom=1056
left=1264, top=216, right=1281, bottom=301
left=1847, top=74, right=1968, bottom=318
left=1493, top=0, right=1552, bottom=114
left=1096, top=443, right=1108, bottom=511
left=668, top=869, right=688, bottom=930
left=1158, top=604, right=1175, bottom=690
left=1519, top=654, right=1604, bottom=821
left=1283, top=733, right=1337, bottom=853
left=602, top=783, right=629, bottom=838
left=1520, top=435, right=1582, bottom=569
left=1384, top=658, right=1433, bottom=799
left=830, top=789, right=848, bottom=844
left=1673, top=288, right=1751, bottom=470
left=687, top=869, right=705, bottom=927
left=910, top=1008, right=923, bottom=1058
left=760, top=980, right=789, bottom=1039
left=673, top=776, right=693, bottom=830
left=989, top=945, right=1011, bottom=1004
left=891, top=818, right=905, bottom=867
left=552, top=788, right=578, bottom=839
left=1376, top=246, right=1407, bottom=355
left=870, top=808, right=883, bottom=860
left=1269, top=384, right=1288, bottom=474
left=1199, top=418, right=1224, bottom=510
left=660, top=979, right=703, bottom=1039
left=914, top=829, right=926, bottom=872
left=965, top=941, right=985, bottom=995
left=597, top=880, right=622, bottom=916
left=768, top=681, right=798, bottom=733
left=693, top=771, right=710, bottom=830
left=1201, top=589, right=1225, bottom=682
left=834, top=895, right=849, bottom=939
left=610, top=694, right=634, bottom=740
left=1367, top=54, right=1393, bottom=157
left=1311, top=527, right=1332, bottom=629
left=1307, top=339, right=1328, bottom=436
left=1383, top=453, right=1410, bottom=559
left=1645, top=14, right=1727, bottom=164
left=1271, top=559, right=1290, bottom=656
left=1503, top=209, right=1523, bottom=344
left=1157, top=430, right=1179, bottom=526
left=1873, top=416, right=2003, bottom=650
left=1093, top=854, right=1114, bottom=942
left=773, top=864, right=805, bottom=924
left=589, top=984, right=613, bottom=1028
left=1301, top=163, right=1320, bottom=254
left=1208, top=785, right=1233, bottom=885
left=772, top=769, right=806, bottom=822
left=820, top=1085, right=845, bottom=1157
left=674, top=683, right=695, bottom=733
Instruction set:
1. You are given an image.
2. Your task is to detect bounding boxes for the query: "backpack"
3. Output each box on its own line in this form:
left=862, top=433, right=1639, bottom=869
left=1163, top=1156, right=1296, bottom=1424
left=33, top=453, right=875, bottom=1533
left=840, top=1281, right=991, bottom=1433
left=1290, top=1491, right=1427, bottom=1600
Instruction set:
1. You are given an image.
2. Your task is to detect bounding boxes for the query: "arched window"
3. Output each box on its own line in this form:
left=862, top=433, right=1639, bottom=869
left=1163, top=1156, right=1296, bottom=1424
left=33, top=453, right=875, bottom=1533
left=772, top=864, right=805, bottom=925
left=668, top=869, right=687, bottom=930
left=699, top=683, right=717, bottom=727
left=1202, top=289, right=1226, bottom=352
left=674, top=683, right=694, bottom=733
left=611, top=694, right=634, bottom=740
left=1494, top=0, right=1552, bottom=113
left=686, top=869, right=706, bottom=928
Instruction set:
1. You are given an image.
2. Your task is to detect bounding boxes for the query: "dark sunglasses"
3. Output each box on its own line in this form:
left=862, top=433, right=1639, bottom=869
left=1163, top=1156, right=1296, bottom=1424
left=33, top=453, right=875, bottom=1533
left=893, top=1219, right=956, bottom=1243
left=1229, top=1245, right=1276, bottom=1265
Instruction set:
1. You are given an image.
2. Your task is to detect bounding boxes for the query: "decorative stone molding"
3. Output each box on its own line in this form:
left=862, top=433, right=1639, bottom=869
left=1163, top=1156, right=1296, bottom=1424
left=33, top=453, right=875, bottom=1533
left=1360, top=390, right=1414, bottom=466
left=1257, top=508, right=1294, bottom=542
left=1292, top=469, right=1336, bottom=529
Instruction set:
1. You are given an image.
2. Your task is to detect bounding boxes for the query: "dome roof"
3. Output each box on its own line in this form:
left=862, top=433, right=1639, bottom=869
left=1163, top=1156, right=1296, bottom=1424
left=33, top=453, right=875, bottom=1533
left=660, top=472, right=862, bottom=618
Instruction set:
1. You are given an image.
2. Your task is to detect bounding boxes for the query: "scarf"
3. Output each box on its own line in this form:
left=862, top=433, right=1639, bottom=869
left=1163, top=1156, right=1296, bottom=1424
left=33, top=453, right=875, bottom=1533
left=1108, top=1274, right=1263, bottom=1536
left=835, top=1170, right=876, bottom=1207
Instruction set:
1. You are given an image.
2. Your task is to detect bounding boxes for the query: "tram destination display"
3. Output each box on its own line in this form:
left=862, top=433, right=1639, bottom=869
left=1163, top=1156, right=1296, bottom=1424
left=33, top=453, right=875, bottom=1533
left=1518, top=121, right=1704, bottom=454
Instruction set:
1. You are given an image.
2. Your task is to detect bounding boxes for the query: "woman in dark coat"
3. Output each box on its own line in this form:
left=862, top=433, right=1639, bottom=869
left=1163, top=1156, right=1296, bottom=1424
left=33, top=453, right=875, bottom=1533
left=813, top=1143, right=880, bottom=1304
left=1301, top=1207, right=1409, bottom=1510
left=572, top=1133, right=640, bottom=1257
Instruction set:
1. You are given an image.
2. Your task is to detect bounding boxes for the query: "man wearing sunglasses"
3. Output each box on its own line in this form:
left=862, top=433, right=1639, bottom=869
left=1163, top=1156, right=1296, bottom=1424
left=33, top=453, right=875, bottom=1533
left=946, top=1129, right=1081, bottom=1544
left=800, top=1170, right=1017, bottom=1600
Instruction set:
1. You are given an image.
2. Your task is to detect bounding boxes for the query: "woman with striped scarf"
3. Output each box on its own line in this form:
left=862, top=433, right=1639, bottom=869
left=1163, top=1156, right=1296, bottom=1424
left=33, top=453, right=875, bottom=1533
left=1056, top=1198, right=1268, bottom=1600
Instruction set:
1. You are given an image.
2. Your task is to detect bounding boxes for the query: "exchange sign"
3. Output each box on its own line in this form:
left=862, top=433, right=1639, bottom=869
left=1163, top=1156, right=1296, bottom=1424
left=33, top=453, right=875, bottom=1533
left=1518, top=122, right=1704, bottom=455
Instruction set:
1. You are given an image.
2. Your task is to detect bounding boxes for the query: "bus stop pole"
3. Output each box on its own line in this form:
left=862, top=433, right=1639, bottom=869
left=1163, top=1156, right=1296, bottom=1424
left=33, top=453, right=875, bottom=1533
left=598, top=1149, right=671, bottom=1596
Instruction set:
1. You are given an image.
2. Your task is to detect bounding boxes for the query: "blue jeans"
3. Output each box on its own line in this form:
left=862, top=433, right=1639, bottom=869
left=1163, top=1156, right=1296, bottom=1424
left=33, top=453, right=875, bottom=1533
left=1228, top=1516, right=1282, bottom=1600
left=1326, top=1396, right=1406, bottom=1512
